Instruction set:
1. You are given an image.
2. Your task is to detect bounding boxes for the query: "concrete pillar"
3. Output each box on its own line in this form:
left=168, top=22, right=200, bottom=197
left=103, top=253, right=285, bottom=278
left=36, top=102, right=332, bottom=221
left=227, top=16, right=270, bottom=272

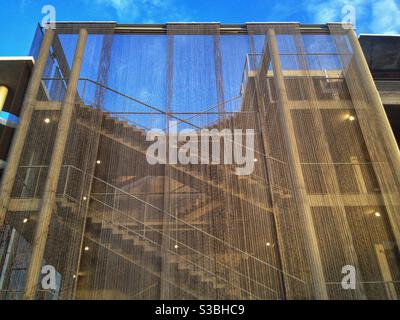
left=267, top=28, right=328, bottom=299
left=0, top=85, right=9, bottom=112
left=347, top=30, right=400, bottom=178
left=0, top=29, right=54, bottom=226
left=346, top=29, right=400, bottom=252
left=23, top=28, right=88, bottom=300
left=292, top=32, right=366, bottom=299
left=252, top=82, right=288, bottom=299
left=72, top=34, right=114, bottom=299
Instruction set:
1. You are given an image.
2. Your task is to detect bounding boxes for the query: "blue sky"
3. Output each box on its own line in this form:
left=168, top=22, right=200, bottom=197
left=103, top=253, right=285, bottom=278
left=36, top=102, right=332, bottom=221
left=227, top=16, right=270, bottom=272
left=0, top=0, right=399, bottom=56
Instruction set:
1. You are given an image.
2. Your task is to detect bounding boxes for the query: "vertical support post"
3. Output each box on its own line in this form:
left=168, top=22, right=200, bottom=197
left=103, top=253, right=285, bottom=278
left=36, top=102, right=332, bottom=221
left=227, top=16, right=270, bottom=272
left=347, top=29, right=400, bottom=175
left=267, top=28, right=328, bottom=299
left=72, top=33, right=113, bottom=300
left=345, top=29, right=400, bottom=252
left=374, top=244, right=398, bottom=300
left=0, top=228, right=17, bottom=292
left=292, top=30, right=366, bottom=299
left=213, top=29, right=225, bottom=114
left=351, top=156, right=368, bottom=194
left=160, top=29, right=174, bottom=300
left=63, top=165, right=70, bottom=198
left=23, top=28, right=87, bottom=300
left=248, top=32, right=287, bottom=298
left=252, top=81, right=287, bottom=299
left=0, top=29, right=54, bottom=226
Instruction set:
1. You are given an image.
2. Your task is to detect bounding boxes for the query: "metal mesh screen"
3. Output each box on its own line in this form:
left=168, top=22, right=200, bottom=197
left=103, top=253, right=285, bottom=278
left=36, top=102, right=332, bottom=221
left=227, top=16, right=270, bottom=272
left=0, top=23, right=399, bottom=300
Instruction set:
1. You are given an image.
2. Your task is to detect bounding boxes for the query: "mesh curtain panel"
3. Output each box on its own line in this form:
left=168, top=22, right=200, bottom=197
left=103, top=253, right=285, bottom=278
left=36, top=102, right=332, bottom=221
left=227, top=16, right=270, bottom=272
left=328, top=23, right=400, bottom=299
left=160, top=23, right=283, bottom=300
left=246, top=23, right=400, bottom=299
left=0, top=23, right=399, bottom=300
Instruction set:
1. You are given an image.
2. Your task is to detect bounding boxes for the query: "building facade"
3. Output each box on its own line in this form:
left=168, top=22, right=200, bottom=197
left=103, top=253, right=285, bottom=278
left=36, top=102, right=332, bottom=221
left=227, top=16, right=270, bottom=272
left=0, top=22, right=399, bottom=300
left=0, top=57, right=34, bottom=176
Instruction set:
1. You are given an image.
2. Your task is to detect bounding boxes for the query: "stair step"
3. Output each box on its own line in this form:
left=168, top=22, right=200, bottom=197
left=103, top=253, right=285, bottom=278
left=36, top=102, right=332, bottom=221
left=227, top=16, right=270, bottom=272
left=87, top=218, right=225, bottom=291
left=85, top=209, right=226, bottom=292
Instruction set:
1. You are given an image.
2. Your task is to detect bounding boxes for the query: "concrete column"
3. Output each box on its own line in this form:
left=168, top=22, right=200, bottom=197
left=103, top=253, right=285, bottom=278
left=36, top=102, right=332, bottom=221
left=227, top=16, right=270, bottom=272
left=267, top=28, right=328, bottom=299
left=72, top=34, right=113, bottom=299
left=0, top=85, right=9, bottom=112
left=0, top=29, right=54, bottom=226
left=346, top=29, right=400, bottom=252
left=347, top=29, right=400, bottom=179
left=292, top=32, right=366, bottom=299
left=24, top=28, right=87, bottom=300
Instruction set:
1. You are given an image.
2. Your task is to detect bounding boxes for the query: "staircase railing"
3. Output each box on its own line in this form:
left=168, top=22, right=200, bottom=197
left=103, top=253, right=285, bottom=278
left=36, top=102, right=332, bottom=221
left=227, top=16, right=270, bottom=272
left=85, top=196, right=264, bottom=299
left=17, top=75, right=308, bottom=298
left=11, top=163, right=307, bottom=298
left=41, top=77, right=271, bottom=182
left=62, top=164, right=290, bottom=299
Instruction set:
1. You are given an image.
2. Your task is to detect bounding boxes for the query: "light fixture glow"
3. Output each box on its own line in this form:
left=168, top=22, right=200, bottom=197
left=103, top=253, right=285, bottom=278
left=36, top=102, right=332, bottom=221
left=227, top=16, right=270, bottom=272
left=44, top=118, right=50, bottom=124
left=96, top=160, right=101, bottom=164
left=254, top=158, right=258, bottom=162
left=84, top=246, right=90, bottom=251
left=174, top=244, right=179, bottom=249
left=23, top=218, right=28, bottom=224
left=347, top=114, right=356, bottom=121
left=83, top=196, right=87, bottom=201
left=73, top=274, right=76, bottom=279
left=266, top=242, right=271, bottom=247
left=374, top=212, right=381, bottom=217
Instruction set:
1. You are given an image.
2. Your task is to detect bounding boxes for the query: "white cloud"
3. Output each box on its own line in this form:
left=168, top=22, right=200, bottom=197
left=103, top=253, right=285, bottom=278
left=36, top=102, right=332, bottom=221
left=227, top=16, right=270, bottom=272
left=305, top=0, right=365, bottom=23
left=90, top=0, right=139, bottom=19
left=90, top=0, right=191, bottom=22
left=304, top=0, right=399, bottom=33
left=371, top=0, right=400, bottom=34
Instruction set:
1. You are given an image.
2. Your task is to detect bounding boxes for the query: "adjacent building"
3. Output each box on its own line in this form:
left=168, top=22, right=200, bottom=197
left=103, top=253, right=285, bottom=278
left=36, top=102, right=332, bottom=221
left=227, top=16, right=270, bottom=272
left=0, top=57, right=34, bottom=174
left=360, top=34, right=400, bottom=145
